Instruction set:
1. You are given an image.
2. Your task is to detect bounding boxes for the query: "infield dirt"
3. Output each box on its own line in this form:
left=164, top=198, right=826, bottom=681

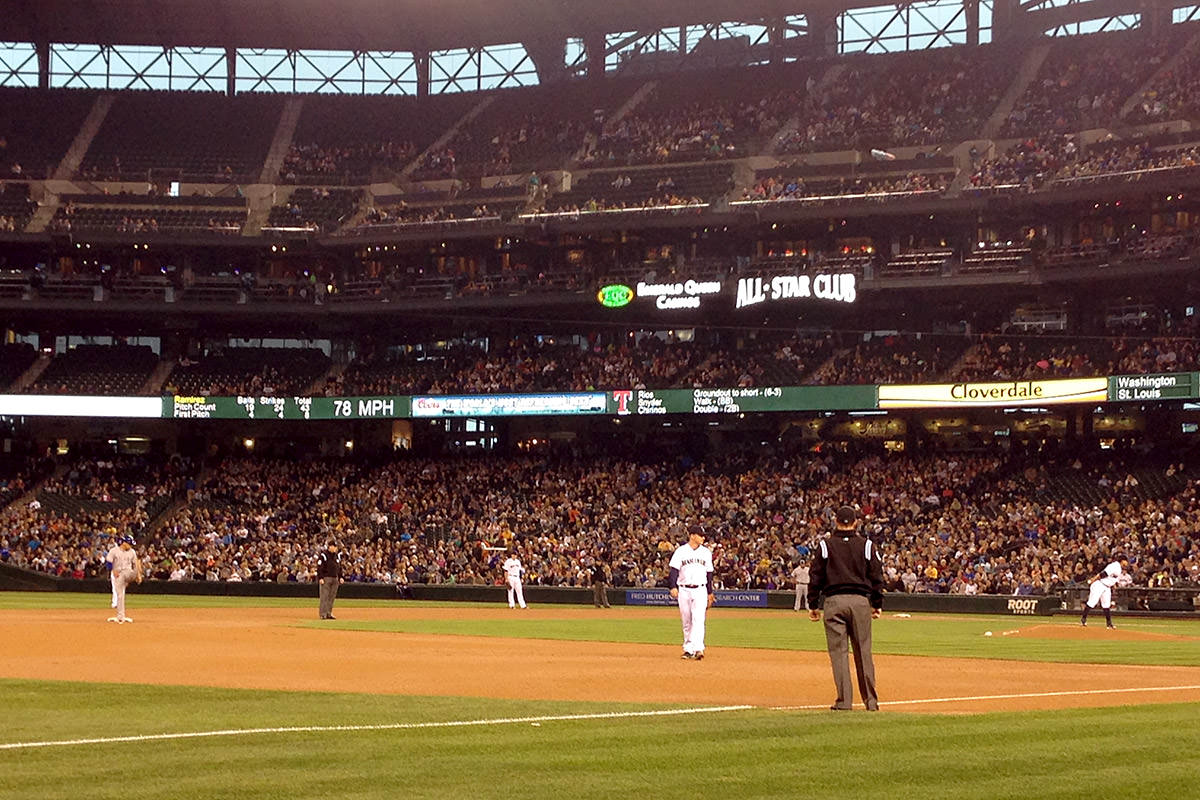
left=3, top=606, right=1199, bottom=713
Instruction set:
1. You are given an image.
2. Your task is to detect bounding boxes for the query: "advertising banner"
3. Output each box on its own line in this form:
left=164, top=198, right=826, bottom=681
left=624, top=588, right=768, bottom=607
left=0, top=395, right=162, bottom=418
left=411, top=392, right=610, bottom=417
left=879, top=377, right=1108, bottom=408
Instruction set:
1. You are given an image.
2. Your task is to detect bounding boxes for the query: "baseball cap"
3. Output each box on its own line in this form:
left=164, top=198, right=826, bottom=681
left=687, top=524, right=706, bottom=538
left=835, top=506, right=858, bottom=526
left=121, top=535, right=135, bottom=544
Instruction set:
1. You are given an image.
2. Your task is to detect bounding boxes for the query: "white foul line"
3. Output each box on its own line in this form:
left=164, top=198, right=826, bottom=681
left=0, top=705, right=754, bottom=751
left=8, top=684, right=1200, bottom=750
left=771, top=684, right=1200, bottom=711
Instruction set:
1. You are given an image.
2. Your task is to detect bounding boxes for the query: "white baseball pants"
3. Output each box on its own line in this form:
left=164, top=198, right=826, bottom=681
left=1086, top=580, right=1113, bottom=609
left=678, top=585, right=708, bottom=654
left=507, top=576, right=526, bottom=608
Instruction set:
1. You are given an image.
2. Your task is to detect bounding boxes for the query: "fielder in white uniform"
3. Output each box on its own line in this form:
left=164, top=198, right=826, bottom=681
left=669, top=525, right=715, bottom=660
left=1081, top=558, right=1126, bottom=629
left=105, top=537, right=142, bottom=624
left=792, top=563, right=810, bottom=611
left=502, top=554, right=527, bottom=609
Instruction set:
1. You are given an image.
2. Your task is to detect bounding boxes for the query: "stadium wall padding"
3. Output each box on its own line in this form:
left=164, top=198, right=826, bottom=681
left=0, top=569, right=1066, bottom=615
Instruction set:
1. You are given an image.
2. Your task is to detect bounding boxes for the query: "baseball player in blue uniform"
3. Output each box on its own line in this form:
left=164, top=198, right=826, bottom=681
left=1081, top=557, right=1127, bottom=629
left=669, top=524, right=715, bottom=660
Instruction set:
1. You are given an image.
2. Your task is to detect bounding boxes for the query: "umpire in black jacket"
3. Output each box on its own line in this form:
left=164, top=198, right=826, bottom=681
left=317, top=540, right=343, bottom=620
left=808, top=505, right=884, bottom=711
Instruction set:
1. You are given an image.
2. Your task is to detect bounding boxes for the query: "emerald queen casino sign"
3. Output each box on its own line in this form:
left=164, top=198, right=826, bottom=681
left=596, top=284, right=634, bottom=308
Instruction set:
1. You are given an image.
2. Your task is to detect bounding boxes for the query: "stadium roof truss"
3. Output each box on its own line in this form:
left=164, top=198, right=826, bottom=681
left=49, top=44, right=227, bottom=92
left=0, top=0, right=1175, bottom=94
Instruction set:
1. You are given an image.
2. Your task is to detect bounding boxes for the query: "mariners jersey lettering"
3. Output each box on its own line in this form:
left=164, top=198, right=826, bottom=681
left=669, top=544, right=714, bottom=586
left=1099, top=561, right=1122, bottom=587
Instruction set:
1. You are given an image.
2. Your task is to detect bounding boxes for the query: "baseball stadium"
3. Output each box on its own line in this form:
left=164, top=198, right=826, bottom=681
left=2, top=0, right=1200, bottom=796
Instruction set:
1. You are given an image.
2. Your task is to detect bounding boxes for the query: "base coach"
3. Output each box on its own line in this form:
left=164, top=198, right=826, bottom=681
left=809, top=505, right=884, bottom=711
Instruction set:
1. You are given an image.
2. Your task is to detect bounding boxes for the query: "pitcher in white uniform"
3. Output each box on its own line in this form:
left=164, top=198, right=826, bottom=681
left=502, top=553, right=527, bottom=609
left=105, top=536, right=142, bottom=624
left=1081, top=557, right=1127, bottom=629
left=669, top=524, right=715, bottom=660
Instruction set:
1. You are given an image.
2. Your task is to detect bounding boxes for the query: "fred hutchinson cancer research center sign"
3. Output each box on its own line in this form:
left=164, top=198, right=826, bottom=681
left=597, top=271, right=858, bottom=311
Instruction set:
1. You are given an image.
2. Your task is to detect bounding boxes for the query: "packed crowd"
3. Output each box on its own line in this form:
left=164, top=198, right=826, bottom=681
left=741, top=171, right=948, bottom=202
left=0, top=453, right=193, bottom=579
left=779, top=48, right=1008, bottom=154
left=332, top=335, right=712, bottom=396
left=969, top=133, right=1200, bottom=190
left=949, top=335, right=1114, bottom=382
left=1109, top=333, right=1200, bottom=375
left=549, top=193, right=707, bottom=215
left=470, top=116, right=592, bottom=175
left=1050, top=141, right=1200, bottom=184
left=279, top=140, right=417, bottom=182
left=807, top=334, right=966, bottom=386
left=968, top=134, right=1078, bottom=189
left=164, top=347, right=330, bottom=397
left=16, top=323, right=1197, bottom=400
left=361, top=203, right=503, bottom=226
left=329, top=332, right=844, bottom=396
left=4, top=446, right=1197, bottom=596
left=590, top=90, right=792, bottom=166
left=1001, top=30, right=1177, bottom=137
left=1129, top=37, right=1200, bottom=123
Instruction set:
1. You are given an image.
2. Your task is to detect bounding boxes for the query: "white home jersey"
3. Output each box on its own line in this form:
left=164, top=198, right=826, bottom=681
left=503, top=557, right=523, bottom=579
left=1098, top=561, right=1122, bottom=588
left=670, top=543, right=714, bottom=587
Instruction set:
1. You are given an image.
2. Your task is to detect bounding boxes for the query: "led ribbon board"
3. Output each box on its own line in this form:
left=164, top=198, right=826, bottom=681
left=879, top=378, right=1109, bottom=409
left=1107, top=372, right=1198, bottom=401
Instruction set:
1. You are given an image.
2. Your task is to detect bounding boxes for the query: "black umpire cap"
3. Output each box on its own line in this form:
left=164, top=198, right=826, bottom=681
left=835, top=505, right=858, bottom=526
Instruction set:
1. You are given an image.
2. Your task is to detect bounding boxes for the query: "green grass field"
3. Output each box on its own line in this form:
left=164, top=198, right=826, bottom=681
left=3, top=593, right=1200, bottom=799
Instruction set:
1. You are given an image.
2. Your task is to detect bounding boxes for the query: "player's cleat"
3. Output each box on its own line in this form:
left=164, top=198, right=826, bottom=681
left=120, top=617, right=132, bottom=623
left=681, top=651, right=695, bottom=660
left=1080, top=621, right=1087, bottom=627
left=107, top=616, right=119, bottom=623
left=1106, top=624, right=1116, bottom=629
left=693, top=652, right=704, bottom=661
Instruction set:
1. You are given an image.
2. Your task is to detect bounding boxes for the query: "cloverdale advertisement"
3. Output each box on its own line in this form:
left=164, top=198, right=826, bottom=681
left=878, top=377, right=1108, bottom=409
